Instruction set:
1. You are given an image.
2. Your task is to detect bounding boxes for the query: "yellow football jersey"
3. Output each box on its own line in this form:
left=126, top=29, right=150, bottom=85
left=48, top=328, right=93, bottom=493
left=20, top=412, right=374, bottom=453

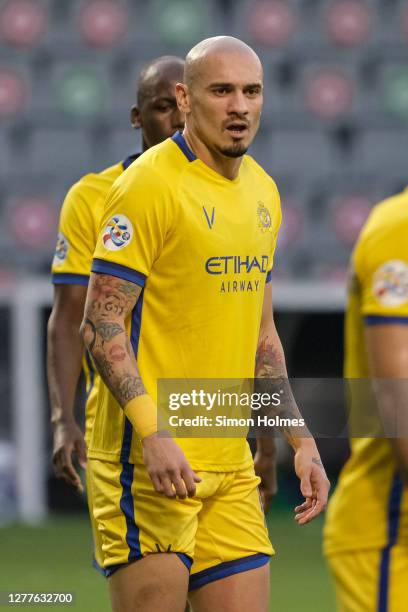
left=90, top=132, right=282, bottom=470
left=324, top=188, right=408, bottom=556
left=51, top=155, right=138, bottom=445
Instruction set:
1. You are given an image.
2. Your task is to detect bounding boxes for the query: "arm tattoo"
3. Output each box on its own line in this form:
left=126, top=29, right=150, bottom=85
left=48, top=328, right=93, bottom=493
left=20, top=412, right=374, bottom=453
left=82, top=274, right=146, bottom=408
left=118, top=376, right=146, bottom=404
left=255, top=333, right=309, bottom=443
left=312, top=457, right=323, bottom=468
left=96, top=321, right=124, bottom=343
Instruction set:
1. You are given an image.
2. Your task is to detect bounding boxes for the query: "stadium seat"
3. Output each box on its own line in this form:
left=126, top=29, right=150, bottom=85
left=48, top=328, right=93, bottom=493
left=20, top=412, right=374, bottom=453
left=381, top=66, right=408, bottom=120
left=28, top=128, right=94, bottom=178
left=0, top=67, right=28, bottom=118
left=252, top=128, right=337, bottom=179
left=304, top=67, right=355, bottom=120
left=323, top=0, right=373, bottom=48
left=55, top=67, right=106, bottom=118
left=8, top=196, right=58, bottom=250
left=78, top=0, right=127, bottom=49
left=353, top=129, right=408, bottom=177
left=402, top=2, right=408, bottom=43
left=0, top=0, right=47, bottom=48
left=154, top=0, right=211, bottom=45
left=246, top=0, right=297, bottom=48
left=331, top=194, right=373, bottom=245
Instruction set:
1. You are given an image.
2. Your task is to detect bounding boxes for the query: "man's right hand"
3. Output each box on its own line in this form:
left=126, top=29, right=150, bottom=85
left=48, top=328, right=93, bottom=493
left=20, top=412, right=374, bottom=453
left=52, top=419, right=87, bottom=492
left=142, top=433, right=201, bottom=499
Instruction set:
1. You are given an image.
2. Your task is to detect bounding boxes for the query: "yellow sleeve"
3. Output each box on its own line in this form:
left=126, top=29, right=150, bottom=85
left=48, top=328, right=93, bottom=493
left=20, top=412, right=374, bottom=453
left=266, top=180, right=282, bottom=283
left=356, top=230, right=408, bottom=325
left=92, top=165, right=173, bottom=287
left=51, top=180, right=97, bottom=286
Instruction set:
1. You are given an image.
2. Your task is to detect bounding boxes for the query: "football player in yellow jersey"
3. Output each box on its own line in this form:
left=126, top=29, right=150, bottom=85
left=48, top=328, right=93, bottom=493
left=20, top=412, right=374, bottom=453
left=324, top=188, right=408, bottom=612
left=81, top=36, right=330, bottom=612
left=47, top=55, right=185, bottom=488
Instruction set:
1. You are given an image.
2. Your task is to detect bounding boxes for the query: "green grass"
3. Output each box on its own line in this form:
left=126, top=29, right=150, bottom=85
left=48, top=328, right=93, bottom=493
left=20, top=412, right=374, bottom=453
left=0, top=511, right=335, bottom=611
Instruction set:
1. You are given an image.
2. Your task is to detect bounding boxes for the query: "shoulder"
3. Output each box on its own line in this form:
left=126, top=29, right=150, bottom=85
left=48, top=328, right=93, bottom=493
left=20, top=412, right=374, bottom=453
left=359, top=188, right=408, bottom=247
left=115, top=138, right=189, bottom=196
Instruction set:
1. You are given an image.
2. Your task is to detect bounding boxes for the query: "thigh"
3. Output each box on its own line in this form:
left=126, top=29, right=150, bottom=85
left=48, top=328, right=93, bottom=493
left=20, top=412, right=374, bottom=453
left=88, top=458, right=201, bottom=574
left=109, top=552, right=189, bottom=612
left=189, top=563, right=269, bottom=612
left=189, top=466, right=273, bottom=593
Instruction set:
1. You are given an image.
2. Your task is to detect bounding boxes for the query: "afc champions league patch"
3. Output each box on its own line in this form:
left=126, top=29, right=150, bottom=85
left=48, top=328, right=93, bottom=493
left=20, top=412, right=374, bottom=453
left=52, top=232, right=69, bottom=266
left=102, top=214, right=133, bottom=251
left=372, top=260, right=408, bottom=307
left=257, top=201, right=272, bottom=233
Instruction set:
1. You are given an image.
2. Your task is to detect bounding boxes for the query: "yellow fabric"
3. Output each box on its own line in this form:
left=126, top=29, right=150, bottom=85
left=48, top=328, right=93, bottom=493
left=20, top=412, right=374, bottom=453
left=90, top=135, right=282, bottom=470
left=87, top=458, right=273, bottom=575
left=327, top=548, right=408, bottom=612
left=51, top=162, right=125, bottom=446
left=324, top=188, right=408, bottom=556
left=124, top=395, right=157, bottom=440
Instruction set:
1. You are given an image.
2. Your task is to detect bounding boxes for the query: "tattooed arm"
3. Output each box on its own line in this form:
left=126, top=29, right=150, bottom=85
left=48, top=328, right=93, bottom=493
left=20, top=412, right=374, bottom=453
left=255, top=282, right=330, bottom=524
left=81, top=273, right=145, bottom=406
left=81, top=272, right=200, bottom=499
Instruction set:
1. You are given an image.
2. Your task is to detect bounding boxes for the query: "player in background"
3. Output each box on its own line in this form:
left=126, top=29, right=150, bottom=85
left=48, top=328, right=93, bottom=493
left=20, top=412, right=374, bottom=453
left=81, top=36, right=330, bottom=612
left=47, top=55, right=184, bottom=564
left=47, top=52, right=276, bottom=561
left=324, top=187, right=408, bottom=611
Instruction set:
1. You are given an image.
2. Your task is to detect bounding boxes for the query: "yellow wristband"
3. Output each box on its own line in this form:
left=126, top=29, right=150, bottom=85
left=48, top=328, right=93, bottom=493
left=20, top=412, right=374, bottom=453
left=124, top=395, right=157, bottom=440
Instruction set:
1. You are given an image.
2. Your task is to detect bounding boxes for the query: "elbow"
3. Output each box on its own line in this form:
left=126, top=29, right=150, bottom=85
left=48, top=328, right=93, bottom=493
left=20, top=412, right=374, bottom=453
left=80, top=317, right=94, bottom=352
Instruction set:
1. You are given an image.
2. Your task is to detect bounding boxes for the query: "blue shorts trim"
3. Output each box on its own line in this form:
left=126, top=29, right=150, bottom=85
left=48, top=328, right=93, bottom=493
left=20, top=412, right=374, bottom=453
left=92, top=552, right=193, bottom=578
left=266, top=270, right=272, bottom=283
left=92, top=259, right=146, bottom=287
left=188, top=553, right=271, bottom=591
left=52, top=272, right=89, bottom=286
left=365, top=315, right=408, bottom=326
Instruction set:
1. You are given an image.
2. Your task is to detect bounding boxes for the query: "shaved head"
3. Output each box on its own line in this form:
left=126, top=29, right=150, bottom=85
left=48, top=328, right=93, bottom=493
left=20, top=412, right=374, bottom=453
left=175, top=35, right=263, bottom=167
left=137, top=55, right=185, bottom=107
left=184, top=36, right=262, bottom=90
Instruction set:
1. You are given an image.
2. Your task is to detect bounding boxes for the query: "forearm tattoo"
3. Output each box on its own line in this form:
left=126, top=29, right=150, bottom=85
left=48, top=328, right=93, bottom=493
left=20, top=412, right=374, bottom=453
left=82, top=274, right=146, bottom=407
left=255, top=333, right=309, bottom=443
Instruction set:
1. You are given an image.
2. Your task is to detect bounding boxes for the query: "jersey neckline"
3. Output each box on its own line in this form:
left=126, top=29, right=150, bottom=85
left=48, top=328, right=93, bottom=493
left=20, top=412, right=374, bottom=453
left=171, top=131, right=243, bottom=186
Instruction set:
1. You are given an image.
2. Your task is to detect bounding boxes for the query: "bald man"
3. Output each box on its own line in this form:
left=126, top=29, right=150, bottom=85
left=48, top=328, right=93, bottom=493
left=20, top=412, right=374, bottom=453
left=81, top=37, right=330, bottom=612
left=47, top=54, right=185, bottom=563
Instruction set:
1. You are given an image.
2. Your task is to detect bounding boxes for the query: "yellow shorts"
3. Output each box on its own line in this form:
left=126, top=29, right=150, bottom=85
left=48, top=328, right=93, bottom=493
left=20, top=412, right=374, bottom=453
left=87, top=458, right=273, bottom=589
left=327, top=546, right=408, bottom=612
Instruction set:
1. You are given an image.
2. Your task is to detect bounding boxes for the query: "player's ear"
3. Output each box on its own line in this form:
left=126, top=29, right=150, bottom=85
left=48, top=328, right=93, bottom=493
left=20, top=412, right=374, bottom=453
left=175, top=83, right=190, bottom=114
left=131, top=105, right=142, bottom=129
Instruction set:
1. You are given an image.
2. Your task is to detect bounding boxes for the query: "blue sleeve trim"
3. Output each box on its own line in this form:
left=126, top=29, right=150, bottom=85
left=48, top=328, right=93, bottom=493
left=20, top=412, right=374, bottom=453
left=188, top=553, right=270, bottom=591
left=92, top=259, right=146, bottom=287
left=365, top=315, right=408, bottom=326
left=266, top=269, right=272, bottom=283
left=52, top=273, right=89, bottom=286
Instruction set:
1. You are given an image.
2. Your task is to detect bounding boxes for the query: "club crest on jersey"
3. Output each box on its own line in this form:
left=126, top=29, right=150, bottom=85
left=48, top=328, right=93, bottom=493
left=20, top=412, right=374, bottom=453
left=373, top=260, right=408, bottom=307
left=257, top=201, right=272, bottom=232
left=102, top=214, right=133, bottom=251
left=52, top=232, right=69, bottom=266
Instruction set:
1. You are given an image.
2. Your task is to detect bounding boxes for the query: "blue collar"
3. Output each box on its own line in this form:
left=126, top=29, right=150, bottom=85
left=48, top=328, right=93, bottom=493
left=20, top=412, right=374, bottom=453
left=171, top=131, right=197, bottom=162
left=122, top=153, right=141, bottom=170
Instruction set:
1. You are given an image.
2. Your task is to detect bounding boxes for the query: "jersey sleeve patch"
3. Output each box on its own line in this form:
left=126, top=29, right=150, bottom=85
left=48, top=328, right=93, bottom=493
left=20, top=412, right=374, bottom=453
left=102, top=214, right=133, bottom=251
left=372, top=260, right=408, bottom=307
left=52, top=232, right=69, bottom=267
